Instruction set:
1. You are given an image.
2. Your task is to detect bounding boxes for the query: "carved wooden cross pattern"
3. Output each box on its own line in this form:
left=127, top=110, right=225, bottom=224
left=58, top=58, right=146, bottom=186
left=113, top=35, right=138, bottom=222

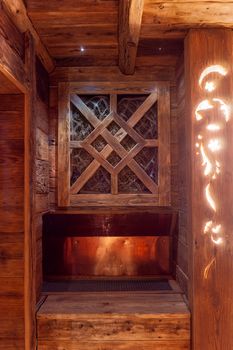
left=58, top=83, right=170, bottom=207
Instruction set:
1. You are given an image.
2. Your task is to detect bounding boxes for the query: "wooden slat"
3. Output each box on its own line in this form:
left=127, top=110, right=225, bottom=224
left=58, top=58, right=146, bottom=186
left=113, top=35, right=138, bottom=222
left=70, top=94, right=100, bottom=128
left=119, top=0, right=144, bottom=74
left=110, top=94, right=117, bottom=113
left=111, top=173, right=118, bottom=194
left=79, top=112, right=114, bottom=147
left=114, top=143, right=144, bottom=174
left=101, top=127, right=156, bottom=193
left=127, top=92, right=158, bottom=127
left=70, top=194, right=159, bottom=207
left=112, top=112, right=144, bottom=144
left=70, top=159, right=101, bottom=195
left=83, top=143, right=114, bottom=174
left=58, top=83, right=70, bottom=206
left=69, top=82, right=164, bottom=94
left=158, top=84, right=171, bottom=205
left=129, top=159, right=157, bottom=194
left=37, top=340, right=190, bottom=350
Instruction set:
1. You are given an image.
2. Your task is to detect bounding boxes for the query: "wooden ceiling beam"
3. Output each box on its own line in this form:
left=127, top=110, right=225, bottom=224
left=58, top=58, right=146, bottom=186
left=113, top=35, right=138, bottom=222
left=119, top=0, right=144, bottom=75
left=2, top=0, right=55, bottom=73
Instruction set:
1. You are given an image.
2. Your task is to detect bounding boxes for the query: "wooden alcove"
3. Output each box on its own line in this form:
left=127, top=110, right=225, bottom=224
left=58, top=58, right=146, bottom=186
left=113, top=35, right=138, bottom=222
left=0, top=1, right=233, bottom=350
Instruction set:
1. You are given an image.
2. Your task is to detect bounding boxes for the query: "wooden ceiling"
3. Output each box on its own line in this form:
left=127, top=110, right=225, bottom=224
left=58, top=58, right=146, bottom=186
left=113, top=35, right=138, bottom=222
left=24, top=0, right=233, bottom=73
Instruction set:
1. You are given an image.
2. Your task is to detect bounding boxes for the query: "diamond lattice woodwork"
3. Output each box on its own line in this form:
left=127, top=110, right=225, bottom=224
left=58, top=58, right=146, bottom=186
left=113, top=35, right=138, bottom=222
left=58, top=82, right=170, bottom=206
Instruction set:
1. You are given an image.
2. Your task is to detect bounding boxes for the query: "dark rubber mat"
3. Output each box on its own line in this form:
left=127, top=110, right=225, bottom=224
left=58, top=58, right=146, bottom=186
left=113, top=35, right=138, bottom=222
left=43, top=279, right=171, bottom=292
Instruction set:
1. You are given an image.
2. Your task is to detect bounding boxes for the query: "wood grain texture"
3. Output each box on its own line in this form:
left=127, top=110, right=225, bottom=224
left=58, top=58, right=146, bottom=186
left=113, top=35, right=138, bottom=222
left=58, top=83, right=70, bottom=206
left=37, top=293, right=190, bottom=349
left=185, top=29, right=233, bottom=350
left=24, top=31, right=37, bottom=350
left=2, top=0, right=54, bottom=72
left=0, top=87, right=25, bottom=346
left=0, top=3, right=28, bottom=92
left=37, top=340, right=190, bottom=350
left=174, top=54, right=189, bottom=297
left=119, top=0, right=144, bottom=75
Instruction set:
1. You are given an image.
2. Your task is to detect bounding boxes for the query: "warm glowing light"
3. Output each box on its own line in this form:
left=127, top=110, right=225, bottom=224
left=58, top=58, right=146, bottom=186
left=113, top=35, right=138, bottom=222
left=208, top=139, right=221, bottom=152
left=200, top=144, right=212, bottom=176
left=211, top=236, right=223, bottom=245
left=213, top=98, right=230, bottom=121
left=205, top=81, right=215, bottom=92
left=195, top=100, right=213, bottom=120
left=207, top=124, right=221, bottom=131
left=204, top=220, right=213, bottom=234
left=196, top=64, right=229, bottom=246
left=216, top=161, right=221, bottom=174
left=199, top=65, right=227, bottom=87
left=204, top=257, right=216, bottom=279
left=212, top=224, right=221, bottom=234
left=205, top=183, right=216, bottom=212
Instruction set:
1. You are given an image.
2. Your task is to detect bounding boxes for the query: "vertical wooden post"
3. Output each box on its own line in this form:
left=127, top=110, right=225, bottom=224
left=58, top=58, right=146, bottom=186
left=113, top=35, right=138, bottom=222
left=24, top=31, right=36, bottom=350
left=158, top=83, right=170, bottom=205
left=185, top=29, right=233, bottom=349
left=58, top=83, right=70, bottom=206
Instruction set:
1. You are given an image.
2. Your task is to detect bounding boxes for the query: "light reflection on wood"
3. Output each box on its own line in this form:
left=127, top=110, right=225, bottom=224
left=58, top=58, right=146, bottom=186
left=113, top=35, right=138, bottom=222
left=63, top=236, right=170, bottom=277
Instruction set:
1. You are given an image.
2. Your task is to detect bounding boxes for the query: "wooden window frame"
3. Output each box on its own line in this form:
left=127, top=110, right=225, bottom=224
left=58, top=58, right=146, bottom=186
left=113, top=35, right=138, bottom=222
left=58, top=82, right=170, bottom=207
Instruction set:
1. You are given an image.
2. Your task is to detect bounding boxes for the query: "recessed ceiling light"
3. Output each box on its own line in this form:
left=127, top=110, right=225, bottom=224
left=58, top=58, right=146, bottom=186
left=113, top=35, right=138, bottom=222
left=80, top=46, right=85, bottom=52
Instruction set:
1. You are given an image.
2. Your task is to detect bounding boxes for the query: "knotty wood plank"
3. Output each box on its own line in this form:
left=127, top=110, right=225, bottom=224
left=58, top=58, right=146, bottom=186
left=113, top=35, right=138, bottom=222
left=119, top=0, right=144, bottom=75
left=37, top=293, right=190, bottom=341
left=58, top=83, right=70, bottom=206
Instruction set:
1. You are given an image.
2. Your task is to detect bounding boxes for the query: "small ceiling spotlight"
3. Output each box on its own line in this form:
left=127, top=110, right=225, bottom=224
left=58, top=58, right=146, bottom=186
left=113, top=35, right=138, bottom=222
left=80, top=46, right=85, bottom=53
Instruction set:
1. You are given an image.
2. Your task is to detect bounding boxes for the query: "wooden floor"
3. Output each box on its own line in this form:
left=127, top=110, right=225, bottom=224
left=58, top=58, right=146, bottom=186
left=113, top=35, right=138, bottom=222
left=37, top=288, right=190, bottom=350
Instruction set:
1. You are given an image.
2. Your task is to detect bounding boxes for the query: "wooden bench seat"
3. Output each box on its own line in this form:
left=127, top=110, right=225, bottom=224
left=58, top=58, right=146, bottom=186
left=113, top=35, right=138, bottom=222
left=37, top=291, right=190, bottom=350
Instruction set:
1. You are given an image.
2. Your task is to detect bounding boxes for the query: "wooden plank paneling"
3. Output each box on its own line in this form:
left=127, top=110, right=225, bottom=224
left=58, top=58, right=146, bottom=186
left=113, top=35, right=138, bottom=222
left=0, top=3, right=28, bottom=91
left=185, top=29, right=233, bottom=350
left=0, top=85, right=25, bottom=348
left=2, top=0, right=54, bottom=72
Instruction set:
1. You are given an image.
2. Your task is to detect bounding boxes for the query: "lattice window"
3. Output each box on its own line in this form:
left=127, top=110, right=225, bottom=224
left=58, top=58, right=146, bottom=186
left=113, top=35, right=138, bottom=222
left=58, top=83, right=170, bottom=207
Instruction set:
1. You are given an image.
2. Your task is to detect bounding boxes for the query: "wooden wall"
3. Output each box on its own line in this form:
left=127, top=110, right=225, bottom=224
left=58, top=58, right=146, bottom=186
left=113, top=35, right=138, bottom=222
left=0, top=4, right=50, bottom=348
left=174, top=55, right=189, bottom=296
left=0, top=93, right=25, bottom=349
left=34, top=57, right=50, bottom=302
